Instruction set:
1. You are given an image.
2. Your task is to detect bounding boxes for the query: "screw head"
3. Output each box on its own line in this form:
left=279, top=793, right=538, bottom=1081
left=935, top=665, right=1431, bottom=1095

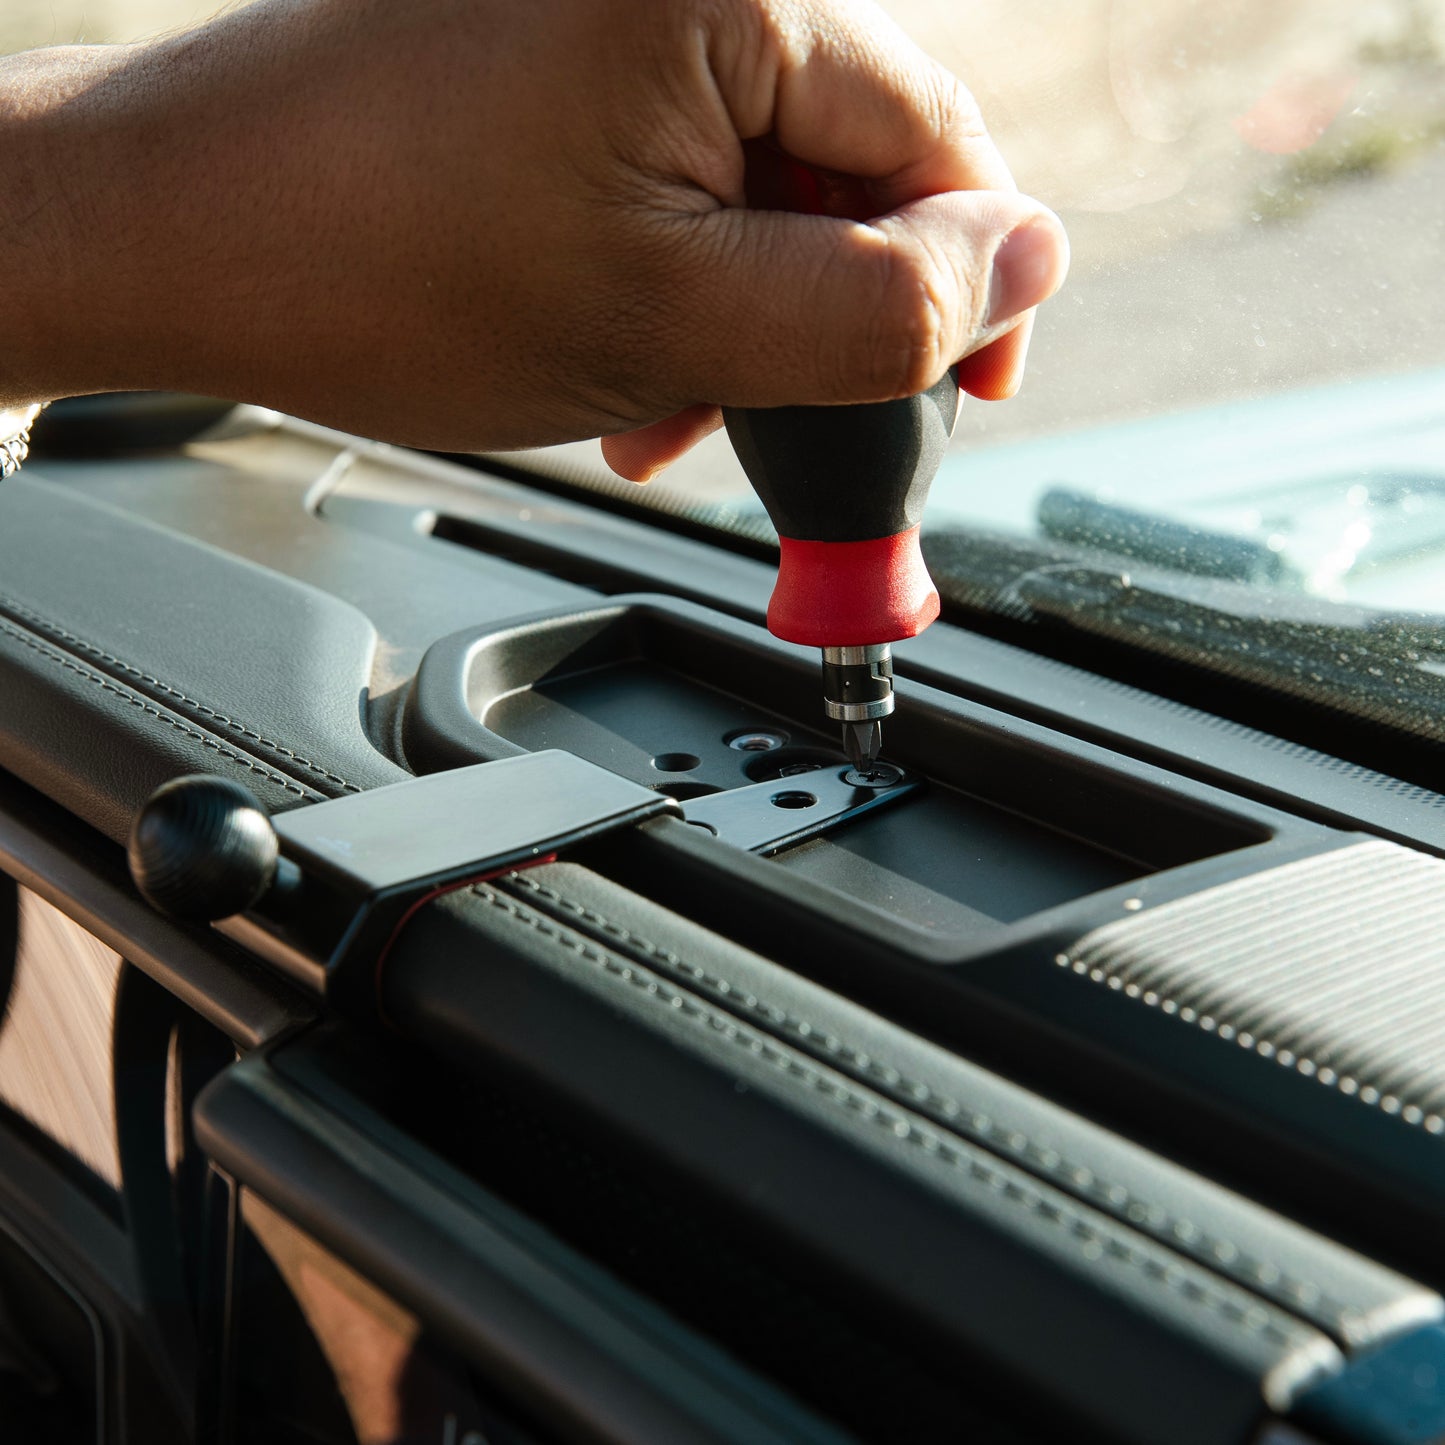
left=843, top=762, right=904, bottom=789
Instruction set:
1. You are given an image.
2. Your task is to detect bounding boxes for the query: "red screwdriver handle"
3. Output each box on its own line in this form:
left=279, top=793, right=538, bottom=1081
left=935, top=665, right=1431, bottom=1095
left=723, top=365, right=959, bottom=647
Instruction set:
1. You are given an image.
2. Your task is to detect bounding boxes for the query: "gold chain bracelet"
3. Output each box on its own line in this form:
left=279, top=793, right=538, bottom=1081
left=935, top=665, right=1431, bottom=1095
left=0, top=427, right=31, bottom=480
left=0, top=404, right=43, bottom=479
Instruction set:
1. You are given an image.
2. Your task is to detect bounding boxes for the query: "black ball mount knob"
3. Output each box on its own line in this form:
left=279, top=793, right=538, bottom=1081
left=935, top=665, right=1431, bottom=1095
left=128, top=775, right=279, bottom=923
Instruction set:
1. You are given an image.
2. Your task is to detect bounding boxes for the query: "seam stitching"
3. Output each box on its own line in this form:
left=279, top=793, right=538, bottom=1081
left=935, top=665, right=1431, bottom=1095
left=473, top=881, right=1301, bottom=1344
left=0, top=618, right=312, bottom=799
left=0, top=592, right=360, bottom=793
left=1053, top=946, right=1445, bottom=1136
left=505, top=871, right=1339, bottom=1319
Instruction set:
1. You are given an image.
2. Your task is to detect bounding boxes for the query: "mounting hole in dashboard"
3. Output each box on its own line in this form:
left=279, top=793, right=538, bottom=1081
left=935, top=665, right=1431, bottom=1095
left=652, top=752, right=702, bottom=773
left=744, top=747, right=840, bottom=784
left=654, top=781, right=720, bottom=802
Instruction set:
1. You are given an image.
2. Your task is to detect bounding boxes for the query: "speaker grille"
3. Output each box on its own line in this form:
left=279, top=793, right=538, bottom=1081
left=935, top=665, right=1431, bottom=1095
left=1059, top=841, right=1445, bottom=1131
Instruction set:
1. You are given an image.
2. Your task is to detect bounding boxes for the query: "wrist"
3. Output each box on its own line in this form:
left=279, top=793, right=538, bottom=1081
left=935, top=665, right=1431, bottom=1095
left=0, top=55, right=57, bottom=410
left=0, top=41, right=179, bottom=412
left=0, top=46, right=118, bottom=410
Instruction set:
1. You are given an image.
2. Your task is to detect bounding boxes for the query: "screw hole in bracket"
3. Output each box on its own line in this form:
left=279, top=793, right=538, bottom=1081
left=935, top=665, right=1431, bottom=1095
left=770, top=791, right=818, bottom=811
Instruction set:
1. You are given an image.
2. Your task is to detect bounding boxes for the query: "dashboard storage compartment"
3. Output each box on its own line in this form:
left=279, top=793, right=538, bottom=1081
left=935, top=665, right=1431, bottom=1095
left=404, top=595, right=1283, bottom=944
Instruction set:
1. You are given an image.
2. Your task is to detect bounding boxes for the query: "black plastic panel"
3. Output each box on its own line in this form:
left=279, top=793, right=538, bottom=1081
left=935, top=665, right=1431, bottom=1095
left=777, top=791, right=1135, bottom=932
left=261, top=1028, right=1103, bottom=1445
left=20, top=414, right=1445, bottom=1445
left=197, top=1035, right=854, bottom=1445
left=0, top=1213, right=103, bottom=1443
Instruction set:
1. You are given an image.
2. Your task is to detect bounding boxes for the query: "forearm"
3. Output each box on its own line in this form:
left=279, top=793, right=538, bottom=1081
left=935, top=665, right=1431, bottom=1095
left=0, top=26, right=302, bottom=417
left=1, top=3, right=498, bottom=442
left=0, top=0, right=1066, bottom=462
left=1, top=45, right=127, bottom=411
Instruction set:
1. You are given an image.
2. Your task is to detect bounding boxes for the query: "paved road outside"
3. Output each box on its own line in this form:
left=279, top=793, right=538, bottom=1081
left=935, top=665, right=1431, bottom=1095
left=964, top=137, right=1445, bottom=448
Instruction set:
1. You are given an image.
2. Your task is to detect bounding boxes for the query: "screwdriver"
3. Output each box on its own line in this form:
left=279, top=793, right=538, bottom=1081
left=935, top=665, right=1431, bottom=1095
left=723, top=367, right=959, bottom=772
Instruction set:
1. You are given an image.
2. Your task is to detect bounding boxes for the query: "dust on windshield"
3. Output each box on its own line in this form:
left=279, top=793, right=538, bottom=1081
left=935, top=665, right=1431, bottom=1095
left=8, top=1, right=1445, bottom=621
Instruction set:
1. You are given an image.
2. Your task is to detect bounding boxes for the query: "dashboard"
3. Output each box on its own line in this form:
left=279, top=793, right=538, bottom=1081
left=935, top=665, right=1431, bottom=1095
left=0, top=396, right=1442, bottom=1445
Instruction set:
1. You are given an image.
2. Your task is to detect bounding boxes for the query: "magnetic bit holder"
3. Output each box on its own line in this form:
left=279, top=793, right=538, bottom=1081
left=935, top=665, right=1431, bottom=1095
left=127, top=750, right=676, bottom=1000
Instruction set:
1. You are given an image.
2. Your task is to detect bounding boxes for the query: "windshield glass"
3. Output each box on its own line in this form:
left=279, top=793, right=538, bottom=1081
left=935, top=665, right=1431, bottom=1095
left=8, top=1, right=1445, bottom=736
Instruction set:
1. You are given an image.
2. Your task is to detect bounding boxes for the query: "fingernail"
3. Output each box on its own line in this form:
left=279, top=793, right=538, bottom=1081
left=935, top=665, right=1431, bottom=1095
left=986, top=211, right=1069, bottom=329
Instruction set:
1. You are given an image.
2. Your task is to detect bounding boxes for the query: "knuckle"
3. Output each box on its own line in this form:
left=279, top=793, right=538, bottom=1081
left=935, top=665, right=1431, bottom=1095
left=934, top=72, right=989, bottom=147
left=839, top=229, right=955, bottom=399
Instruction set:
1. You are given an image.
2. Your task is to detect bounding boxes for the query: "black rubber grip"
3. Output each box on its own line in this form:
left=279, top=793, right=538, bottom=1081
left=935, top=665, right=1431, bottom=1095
left=723, top=367, right=959, bottom=543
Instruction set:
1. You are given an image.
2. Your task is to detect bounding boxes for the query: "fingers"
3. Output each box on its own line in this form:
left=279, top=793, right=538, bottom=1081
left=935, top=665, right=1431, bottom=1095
left=955, top=311, right=1035, bottom=401
left=607, top=307, right=1042, bottom=485
left=658, top=189, right=1067, bottom=409
left=715, top=0, right=1016, bottom=209
left=952, top=206, right=1071, bottom=400
left=601, top=404, right=723, bottom=482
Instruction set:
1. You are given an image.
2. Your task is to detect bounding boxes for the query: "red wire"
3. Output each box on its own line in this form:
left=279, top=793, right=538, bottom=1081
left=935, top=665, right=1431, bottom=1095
left=372, top=853, right=558, bottom=1025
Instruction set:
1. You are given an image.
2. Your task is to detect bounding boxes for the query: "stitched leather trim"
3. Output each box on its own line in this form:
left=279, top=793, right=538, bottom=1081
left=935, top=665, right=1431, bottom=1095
left=0, top=592, right=361, bottom=794
left=503, top=870, right=1345, bottom=1324
left=471, top=881, right=1303, bottom=1345
left=0, top=616, right=317, bottom=801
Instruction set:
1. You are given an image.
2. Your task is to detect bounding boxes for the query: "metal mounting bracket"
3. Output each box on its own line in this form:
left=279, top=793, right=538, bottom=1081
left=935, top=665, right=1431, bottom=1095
left=217, top=750, right=674, bottom=1000
left=679, top=764, right=919, bottom=854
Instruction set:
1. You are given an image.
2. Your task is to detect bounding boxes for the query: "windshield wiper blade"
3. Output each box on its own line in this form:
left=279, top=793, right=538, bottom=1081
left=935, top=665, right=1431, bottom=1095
left=922, top=527, right=1445, bottom=746
left=1037, top=487, right=1298, bottom=588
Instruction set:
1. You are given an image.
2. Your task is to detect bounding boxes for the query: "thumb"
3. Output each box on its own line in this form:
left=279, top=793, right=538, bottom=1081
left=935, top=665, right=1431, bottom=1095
left=660, top=189, right=1068, bottom=410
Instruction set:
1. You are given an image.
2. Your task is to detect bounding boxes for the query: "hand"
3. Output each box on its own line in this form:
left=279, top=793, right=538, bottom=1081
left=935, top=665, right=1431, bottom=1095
left=0, top=0, right=1066, bottom=473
